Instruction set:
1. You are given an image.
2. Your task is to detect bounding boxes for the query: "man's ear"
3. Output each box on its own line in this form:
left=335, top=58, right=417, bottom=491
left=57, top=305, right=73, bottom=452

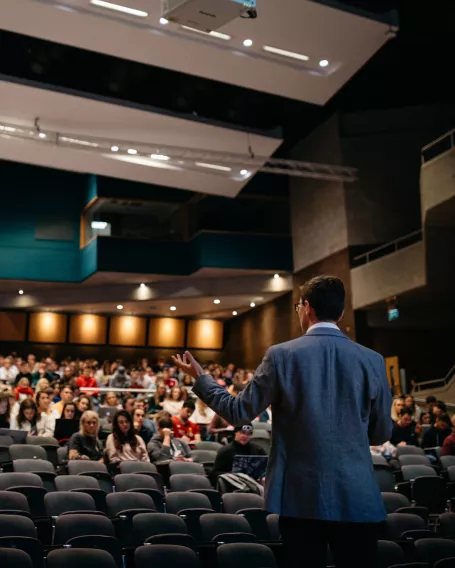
left=337, top=309, right=345, bottom=323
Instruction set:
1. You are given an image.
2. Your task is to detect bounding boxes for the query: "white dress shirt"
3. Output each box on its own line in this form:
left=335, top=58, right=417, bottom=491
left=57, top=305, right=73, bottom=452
left=307, top=322, right=339, bottom=333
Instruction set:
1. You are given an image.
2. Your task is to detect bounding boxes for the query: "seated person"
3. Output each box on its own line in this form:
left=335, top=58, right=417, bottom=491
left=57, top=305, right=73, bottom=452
left=422, top=413, right=452, bottom=448
left=133, top=398, right=156, bottom=436
left=442, top=415, right=455, bottom=456
left=109, top=366, right=131, bottom=389
left=62, top=401, right=77, bottom=420
left=172, top=400, right=201, bottom=443
left=162, top=386, right=185, bottom=416
left=431, top=401, right=447, bottom=422
left=133, top=406, right=155, bottom=445
left=101, top=391, right=122, bottom=409
left=390, top=410, right=419, bottom=447
left=148, top=383, right=167, bottom=414
left=105, top=410, right=149, bottom=465
left=148, top=415, right=192, bottom=462
left=68, top=410, right=104, bottom=461
left=123, top=395, right=137, bottom=415
left=212, top=424, right=267, bottom=478
left=53, top=385, right=75, bottom=417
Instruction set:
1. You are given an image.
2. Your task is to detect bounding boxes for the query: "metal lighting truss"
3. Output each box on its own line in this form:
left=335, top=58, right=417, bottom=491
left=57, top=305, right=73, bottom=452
left=0, top=121, right=358, bottom=182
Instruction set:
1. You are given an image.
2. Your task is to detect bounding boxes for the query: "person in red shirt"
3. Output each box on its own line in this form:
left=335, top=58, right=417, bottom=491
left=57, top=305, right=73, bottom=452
left=442, top=415, right=455, bottom=456
left=172, top=400, right=201, bottom=443
left=76, top=366, right=99, bottom=396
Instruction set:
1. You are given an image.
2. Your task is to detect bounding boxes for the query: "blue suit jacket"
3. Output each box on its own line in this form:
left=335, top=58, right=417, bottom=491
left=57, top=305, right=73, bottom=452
left=193, top=328, right=392, bottom=522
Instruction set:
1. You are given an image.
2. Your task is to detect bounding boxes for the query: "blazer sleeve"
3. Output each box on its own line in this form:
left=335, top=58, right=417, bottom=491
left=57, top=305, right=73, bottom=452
left=368, top=356, right=393, bottom=446
left=193, top=348, right=278, bottom=426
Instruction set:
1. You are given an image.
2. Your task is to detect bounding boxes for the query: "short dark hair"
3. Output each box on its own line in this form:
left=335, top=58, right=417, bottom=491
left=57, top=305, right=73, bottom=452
left=157, top=416, right=173, bottom=429
left=400, top=409, right=413, bottom=417
left=437, top=414, right=451, bottom=426
left=299, top=276, right=345, bottom=321
left=183, top=400, right=195, bottom=412
left=436, top=401, right=447, bottom=412
left=426, top=395, right=437, bottom=404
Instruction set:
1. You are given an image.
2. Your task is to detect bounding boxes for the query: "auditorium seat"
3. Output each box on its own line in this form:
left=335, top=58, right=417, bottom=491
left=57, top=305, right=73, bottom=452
left=377, top=540, right=406, bottom=568
left=222, top=494, right=270, bottom=540
left=113, top=473, right=164, bottom=512
left=169, top=461, right=205, bottom=476
left=0, top=435, right=13, bottom=468
left=0, top=490, right=31, bottom=518
left=375, top=466, right=396, bottom=492
left=385, top=513, right=429, bottom=540
left=118, top=461, right=164, bottom=490
left=440, top=457, right=455, bottom=471
left=217, top=543, right=278, bottom=568
left=55, top=475, right=107, bottom=514
left=434, top=559, right=455, bottom=568
left=135, top=544, right=199, bottom=568
left=9, top=445, right=47, bottom=461
left=165, top=491, right=214, bottom=540
left=439, top=513, right=455, bottom=539
left=191, top=450, right=217, bottom=465
left=415, top=539, right=455, bottom=566
left=396, top=447, right=426, bottom=457
left=199, top=513, right=256, bottom=543
left=106, top=492, right=156, bottom=546
left=400, top=466, right=446, bottom=513
left=12, top=459, right=56, bottom=492
left=67, top=460, right=113, bottom=494
left=0, top=472, right=47, bottom=518
left=0, top=514, right=43, bottom=568
left=170, top=474, right=222, bottom=512
left=47, top=548, right=118, bottom=568
left=266, top=514, right=280, bottom=541
left=194, top=442, right=223, bottom=452
left=0, top=548, right=33, bottom=568
left=373, top=454, right=389, bottom=466
left=44, top=491, right=98, bottom=517
left=133, top=512, right=191, bottom=546
left=25, top=437, right=59, bottom=467
left=399, top=455, right=433, bottom=467
left=382, top=492, right=411, bottom=514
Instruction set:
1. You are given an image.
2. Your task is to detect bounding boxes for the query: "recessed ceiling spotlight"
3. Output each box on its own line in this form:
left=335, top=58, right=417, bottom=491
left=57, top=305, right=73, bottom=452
left=195, top=162, right=232, bottom=172
left=89, top=0, right=148, bottom=18
left=18, top=289, right=24, bottom=295
left=117, top=305, right=123, bottom=310
left=160, top=17, right=169, bottom=24
left=127, top=148, right=137, bottom=155
left=263, top=45, right=310, bottom=62
left=140, top=283, right=145, bottom=288
left=319, top=59, right=329, bottom=67
left=243, top=39, right=253, bottom=47
left=170, top=306, right=177, bottom=311
left=274, top=273, right=280, bottom=279
left=232, top=311, right=238, bottom=316
left=38, top=132, right=47, bottom=139
left=111, top=145, right=119, bottom=152
left=250, top=302, right=256, bottom=308
left=240, top=169, right=249, bottom=176
left=150, top=154, right=170, bottom=161
left=214, top=299, right=221, bottom=304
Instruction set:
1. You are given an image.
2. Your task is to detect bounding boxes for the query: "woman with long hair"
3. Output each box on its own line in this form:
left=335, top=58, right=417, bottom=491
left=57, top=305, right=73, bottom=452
left=35, top=378, right=50, bottom=394
left=105, top=410, right=149, bottom=465
left=10, top=398, right=39, bottom=434
left=68, top=410, right=103, bottom=461
left=391, top=397, right=405, bottom=423
left=0, top=392, right=12, bottom=428
left=403, top=394, right=422, bottom=423
left=149, top=383, right=167, bottom=413
left=162, top=385, right=185, bottom=416
left=75, top=395, right=93, bottom=419
left=62, top=401, right=77, bottom=420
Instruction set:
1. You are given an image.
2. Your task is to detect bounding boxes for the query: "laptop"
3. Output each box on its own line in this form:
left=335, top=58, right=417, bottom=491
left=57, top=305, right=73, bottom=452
left=0, top=428, right=28, bottom=444
left=97, top=407, right=117, bottom=420
left=232, top=455, right=268, bottom=479
left=54, top=419, right=80, bottom=441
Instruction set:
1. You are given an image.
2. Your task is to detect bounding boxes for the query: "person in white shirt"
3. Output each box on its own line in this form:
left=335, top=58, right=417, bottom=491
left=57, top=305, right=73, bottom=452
left=35, top=390, right=58, bottom=435
left=0, top=357, right=19, bottom=384
left=162, top=386, right=185, bottom=416
left=191, top=397, right=215, bottom=425
left=10, top=398, right=55, bottom=436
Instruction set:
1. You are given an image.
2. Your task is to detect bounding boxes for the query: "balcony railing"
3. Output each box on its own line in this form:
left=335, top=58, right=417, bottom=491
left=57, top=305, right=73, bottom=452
left=421, top=128, right=455, bottom=164
left=352, top=229, right=423, bottom=267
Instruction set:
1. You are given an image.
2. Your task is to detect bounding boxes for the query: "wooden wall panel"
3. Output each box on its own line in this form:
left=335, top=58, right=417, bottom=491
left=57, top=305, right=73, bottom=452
left=187, top=319, right=223, bottom=350
left=109, top=316, right=146, bottom=346
left=0, top=312, right=27, bottom=341
left=148, top=318, right=185, bottom=348
left=28, top=313, right=67, bottom=344
left=69, top=315, right=107, bottom=345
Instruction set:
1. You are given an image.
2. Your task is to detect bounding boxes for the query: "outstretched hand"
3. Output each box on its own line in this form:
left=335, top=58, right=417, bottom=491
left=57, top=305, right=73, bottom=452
left=172, top=351, right=204, bottom=380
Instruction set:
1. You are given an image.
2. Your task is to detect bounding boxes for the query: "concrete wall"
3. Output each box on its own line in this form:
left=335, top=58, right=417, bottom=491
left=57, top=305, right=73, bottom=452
left=351, top=241, right=426, bottom=309
left=290, top=116, right=349, bottom=272
left=421, top=147, right=455, bottom=221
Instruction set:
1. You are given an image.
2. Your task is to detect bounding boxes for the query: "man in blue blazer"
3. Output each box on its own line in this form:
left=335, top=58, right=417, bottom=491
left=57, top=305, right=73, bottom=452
left=173, top=276, right=392, bottom=568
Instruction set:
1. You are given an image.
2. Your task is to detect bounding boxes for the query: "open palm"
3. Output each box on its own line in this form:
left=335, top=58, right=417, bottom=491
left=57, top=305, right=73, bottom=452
left=172, top=351, right=204, bottom=380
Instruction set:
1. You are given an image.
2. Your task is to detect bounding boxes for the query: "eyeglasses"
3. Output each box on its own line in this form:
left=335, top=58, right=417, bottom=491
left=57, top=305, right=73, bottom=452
left=294, top=303, right=302, bottom=313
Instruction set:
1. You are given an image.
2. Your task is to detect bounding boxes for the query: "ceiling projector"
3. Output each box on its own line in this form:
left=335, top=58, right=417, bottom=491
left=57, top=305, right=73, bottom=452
left=162, top=0, right=257, bottom=32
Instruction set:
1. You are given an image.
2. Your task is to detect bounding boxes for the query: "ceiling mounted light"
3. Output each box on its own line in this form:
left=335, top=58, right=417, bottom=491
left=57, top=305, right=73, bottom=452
left=170, top=306, right=177, bottom=311
left=195, top=162, right=232, bottom=172
left=274, top=273, right=280, bottom=279
left=18, top=289, right=24, bottom=295
left=111, top=145, right=119, bottom=152
left=250, top=302, right=256, bottom=308
left=60, top=137, right=99, bottom=148
left=263, top=45, right=310, bottom=62
left=38, top=132, right=47, bottom=139
left=117, top=305, right=124, bottom=310
left=240, top=169, right=249, bottom=176
left=91, top=221, right=108, bottom=230
left=232, top=311, right=238, bottom=316
left=150, top=154, right=170, bottom=161
left=89, top=0, right=148, bottom=18
left=214, top=299, right=221, bottom=304
left=319, top=59, right=329, bottom=67
left=160, top=17, right=169, bottom=24
left=243, top=39, right=253, bottom=47
left=127, top=148, right=137, bottom=155
left=0, top=126, right=16, bottom=133
left=181, top=25, right=231, bottom=41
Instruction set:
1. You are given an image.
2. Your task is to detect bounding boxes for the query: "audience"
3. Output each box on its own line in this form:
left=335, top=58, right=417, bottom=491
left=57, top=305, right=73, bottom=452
left=148, top=415, right=193, bottom=462
left=68, top=410, right=103, bottom=461
left=391, top=397, right=405, bottom=423
left=53, top=385, right=74, bottom=417
left=421, top=413, right=452, bottom=448
left=0, top=356, right=19, bottom=384
left=442, top=415, right=455, bottom=456
left=76, top=395, right=93, bottom=419
left=162, top=386, right=186, bottom=416
left=101, top=392, right=122, bottom=410
left=403, top=394, right=422, bottom=423
left=172, top=400, right=201, bottom=443
left=149, top=383, right=167, bottom=413
left=62, top=401, right=77, bottom=420
left=390, top=410, right=419, bottom=447
left=133, top=406, right=154, bottom=445
left=109, top=366, right=131, bottom=389
left=0, top=392, right=11, bottom=428
left=212, top=424, right=267, bottom=478
left=105, top=410, right=150, bottom=465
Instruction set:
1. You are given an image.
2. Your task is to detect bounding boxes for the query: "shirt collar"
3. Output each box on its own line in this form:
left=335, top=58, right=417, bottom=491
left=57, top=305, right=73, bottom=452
left=307, top=322, right=339, bottom=333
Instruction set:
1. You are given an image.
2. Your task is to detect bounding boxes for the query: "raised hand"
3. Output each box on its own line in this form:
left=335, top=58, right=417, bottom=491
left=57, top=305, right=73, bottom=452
left=172, top=351, right=204, bottom=380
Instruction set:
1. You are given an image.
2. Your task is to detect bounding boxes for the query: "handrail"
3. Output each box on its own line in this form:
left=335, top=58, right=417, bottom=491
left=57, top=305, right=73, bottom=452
left=412, top=363, right=455, bottom=393
left=352, top=229, right=423, bottom=266
left=421, top=128, right=455, bottom=163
